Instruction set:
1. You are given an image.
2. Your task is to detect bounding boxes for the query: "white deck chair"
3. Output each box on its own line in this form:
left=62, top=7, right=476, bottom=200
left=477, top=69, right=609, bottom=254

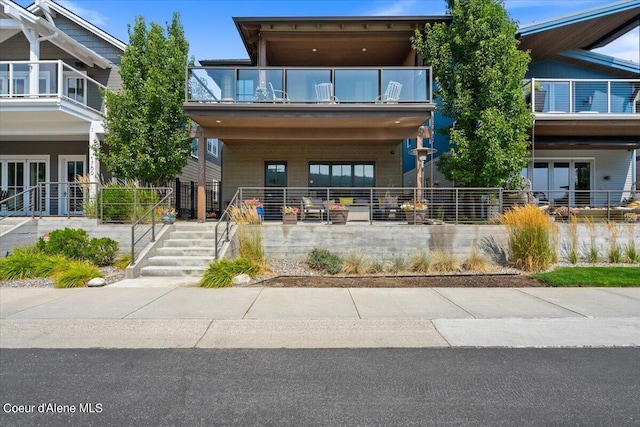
left=376, top=81, right=402, bottom=103
left=315, top=83, right=339, bottom=103
left=268, top=82, right=290, bottom=103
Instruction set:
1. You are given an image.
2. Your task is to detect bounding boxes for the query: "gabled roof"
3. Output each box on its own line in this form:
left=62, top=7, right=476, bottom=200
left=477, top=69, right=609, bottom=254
left=27, top=0, right=126, bottom=52
left=0, top=0, right=123, bottom=68
left=518, top=0, right=640, bottom=71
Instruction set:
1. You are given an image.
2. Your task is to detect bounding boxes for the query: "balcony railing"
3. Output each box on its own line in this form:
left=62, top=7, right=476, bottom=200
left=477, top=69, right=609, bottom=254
left=527, top=78, right=640, bottom=114
left=186, top=67, right=432, bottom=104
left=0, top=60, right=107, bottom=114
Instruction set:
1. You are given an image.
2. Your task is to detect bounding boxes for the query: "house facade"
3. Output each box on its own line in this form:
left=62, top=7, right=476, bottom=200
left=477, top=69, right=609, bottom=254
left=184, top=16, right=448, bottom=211
left=0, top=0, right=220, bottom=217
left=405, top=1, right=639, bottom=205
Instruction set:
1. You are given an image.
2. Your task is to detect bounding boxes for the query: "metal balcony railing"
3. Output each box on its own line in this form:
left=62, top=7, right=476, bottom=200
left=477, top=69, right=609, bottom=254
left=0, top=60, right=107, bottom=114
left=526, top=78, right=640, bottom=114
left=186, top=66, right=432, bottom=104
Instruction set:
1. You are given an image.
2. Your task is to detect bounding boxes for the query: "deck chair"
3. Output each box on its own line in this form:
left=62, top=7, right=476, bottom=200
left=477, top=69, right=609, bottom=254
left=268, top=82, right=290, bottom=103
left=301, top=196, right=326, bottom=221
left=376, top=81, right=402, bottom=103
left=315, top=83, right=338, bottom=103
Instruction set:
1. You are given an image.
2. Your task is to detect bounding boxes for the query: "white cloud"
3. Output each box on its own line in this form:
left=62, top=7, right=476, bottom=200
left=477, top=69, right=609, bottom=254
left=57, top=0, right=108, bottom=27
left=593, top=28, right=640, bottom=64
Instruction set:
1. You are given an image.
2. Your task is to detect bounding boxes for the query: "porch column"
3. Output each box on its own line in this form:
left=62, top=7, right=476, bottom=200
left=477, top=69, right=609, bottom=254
left=88, top=121, right=103, bottom=199
left=189, top=125, right=206, bottom=223
left=26, top=29, right=40, bottom=96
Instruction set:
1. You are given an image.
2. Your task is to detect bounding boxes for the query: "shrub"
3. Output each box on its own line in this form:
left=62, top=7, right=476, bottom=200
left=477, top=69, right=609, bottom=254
left=409, top=251, right=431, bottom=273
left=40, top=228, right=90, bottom=260
left=462, top=247, right=489, bottom=272
left=100, top=183, right=134, bottom=222
left=0, top=247, right=41, bottom=280
left=87, top=238, right=119, bottom=266
left=367, top=260, right=386, bottom=274
left=606, top=221, right=622, bottom=263
left=342, top=252, right=370, bottom=275
left=583, top=217, right=599, bottom=263
left=229, top=205, right=261, bottom=225
left=199, top=257, right=260, bottom=288
left=566, top=214, right=580, bottom=264
left=53, top=260, right=101, bottom=288
left=33, top=254, right=68, bottom=277
left=500, top=204, right=556, bottom=272
left=114, top=253, right=132, bottom=270
left=306, top=248, right=343, bottom=275
left=236, top=225, right=267, bottom=268
left=432, top=249, right=459, bottom=273
left=388, top=256, right=406, bottom=274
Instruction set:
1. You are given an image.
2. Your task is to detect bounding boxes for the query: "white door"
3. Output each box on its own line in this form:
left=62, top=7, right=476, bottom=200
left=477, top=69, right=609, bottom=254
left=59, top=156, right=85, bottom=215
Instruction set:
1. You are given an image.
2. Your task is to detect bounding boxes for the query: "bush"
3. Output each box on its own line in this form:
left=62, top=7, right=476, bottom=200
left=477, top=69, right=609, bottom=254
left=114, top=254, right=132, bottom=270
left=306, top=248, right=343, bottom=275
left=0, top=247, right=41, bottom=280
left=40, top=228, right=90, bottom=260
left=500, top=204, right=556, bottom=272
left=54, top=260, right=101, bottom=288
left=200, top=257, right=260, bottom=288
left=431, top=250, right=459, bottom=273
left=461, top=247, right=489, bottom=272
left=87, top=238, right=119, bottom=266
left=341, top=252, right=369, bottom=275
left=100, top=184, right=134, bottom=222
left=409, top=251, right=431, bottom=273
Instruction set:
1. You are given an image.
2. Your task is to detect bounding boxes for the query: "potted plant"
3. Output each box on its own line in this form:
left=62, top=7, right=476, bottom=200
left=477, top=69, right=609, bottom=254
left=328, top=203, right=349, bottom=224
left=281, top=206, right=299, bottom=224
left=401, top=200, right=428, bottom=224
left=244, top=198, right=264, bottom=219
left=157, top=207, right=177, bottom=224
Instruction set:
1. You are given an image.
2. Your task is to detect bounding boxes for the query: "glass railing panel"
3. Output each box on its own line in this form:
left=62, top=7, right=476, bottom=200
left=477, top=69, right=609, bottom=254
left=10, top=63, right=31, bottom=96
left=238, top=69, right=285, bottom=102
left=286, top=69, right=331, bottom=102
left=188, top=68, right=235, bottom=102
left=539, top=81, right=569, bottom=113
left=573, top=81, right=608, bottom=113
left=382, top=69, right=430, bottom=102
left=0, top=63, right=9, bottom=95
left=610, top=81, right=638, bottom=114
left=334, top=69, right=378, bottom=102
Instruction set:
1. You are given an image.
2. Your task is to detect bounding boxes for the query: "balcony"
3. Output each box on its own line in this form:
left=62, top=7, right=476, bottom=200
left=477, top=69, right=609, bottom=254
left=0, top=60, right=106, bottom=120
left=526, top=78, right=640, bottom=138
left=185, top=67, right=434, bottom=144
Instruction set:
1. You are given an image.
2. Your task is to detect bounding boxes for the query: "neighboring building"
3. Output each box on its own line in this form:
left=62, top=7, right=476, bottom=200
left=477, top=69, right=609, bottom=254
left=0, top=0, right=220, bottom=217
left=407, top=1, right=639, bottom=204
left=185, top=16, right=449, bottom=207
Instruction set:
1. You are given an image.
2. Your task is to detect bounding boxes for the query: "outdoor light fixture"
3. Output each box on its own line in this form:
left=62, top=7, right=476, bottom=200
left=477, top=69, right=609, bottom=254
left=409, top=147, right=436, bottom=162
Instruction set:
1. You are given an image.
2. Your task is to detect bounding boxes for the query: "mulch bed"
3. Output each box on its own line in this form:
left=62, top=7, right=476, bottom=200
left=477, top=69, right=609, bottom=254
left=256, top=274, right=546, bottom=288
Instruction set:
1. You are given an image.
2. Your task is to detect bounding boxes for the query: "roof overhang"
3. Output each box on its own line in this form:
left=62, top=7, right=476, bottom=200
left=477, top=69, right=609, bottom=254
left=518, top=0, right=640, bottom=64
left=231, top=16, right=451, bottom=66
left=184, top=103, right=433, bottom=144
left=532, top=113, right=640, bottom=139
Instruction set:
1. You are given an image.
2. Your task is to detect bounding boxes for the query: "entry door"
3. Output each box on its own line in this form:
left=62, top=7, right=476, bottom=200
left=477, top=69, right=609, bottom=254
left=264, top=162, right=287, bottom=220
left=6, top=161, right=25, bottom=212
left=28, top=160, right=47, bottom=214
left=574, top=162, right=592, bottom=206
left=59, top=156, right=85, bottom=215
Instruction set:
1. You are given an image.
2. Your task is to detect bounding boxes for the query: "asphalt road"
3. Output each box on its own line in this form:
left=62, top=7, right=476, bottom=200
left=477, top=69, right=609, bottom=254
left=1, top=348, right=639, bottom=426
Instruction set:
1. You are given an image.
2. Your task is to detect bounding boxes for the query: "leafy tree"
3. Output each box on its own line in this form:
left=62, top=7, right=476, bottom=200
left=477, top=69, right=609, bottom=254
left=412, top=0, right=533, bottom=187
left=99, top=13, right=191, bottom=186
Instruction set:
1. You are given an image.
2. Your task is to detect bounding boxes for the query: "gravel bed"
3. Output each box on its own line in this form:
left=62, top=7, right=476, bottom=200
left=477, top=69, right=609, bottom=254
left=0, top=266, right=126, bottom=289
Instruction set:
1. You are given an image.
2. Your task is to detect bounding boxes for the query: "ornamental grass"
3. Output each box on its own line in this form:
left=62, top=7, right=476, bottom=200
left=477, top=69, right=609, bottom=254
left=500, top=204, right=557, bottom=272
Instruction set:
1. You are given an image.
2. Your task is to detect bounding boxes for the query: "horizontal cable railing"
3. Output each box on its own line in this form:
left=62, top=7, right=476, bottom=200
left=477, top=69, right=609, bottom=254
left=528, top=78, right=640, bottom=114
left=234, top=187, right=639, bottom=224
left=187, top=66, right=432, bottom=104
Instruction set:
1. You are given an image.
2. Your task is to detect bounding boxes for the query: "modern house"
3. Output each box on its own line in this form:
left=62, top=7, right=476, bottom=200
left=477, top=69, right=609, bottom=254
left=406, top=0, right=640, bottom=205
left=184, top=16, right=448, bottom=216
left=0, top=0, right=220, bottom=217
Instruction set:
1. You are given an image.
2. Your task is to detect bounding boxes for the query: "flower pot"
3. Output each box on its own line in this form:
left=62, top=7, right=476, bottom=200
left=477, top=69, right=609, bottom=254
left=404, top=210, right=427, bottom=224
left=282, top=213, right=298, bottom=224
left=329, top=209, right=349, bottom=224
left=161, top=214, right=176, bottom=225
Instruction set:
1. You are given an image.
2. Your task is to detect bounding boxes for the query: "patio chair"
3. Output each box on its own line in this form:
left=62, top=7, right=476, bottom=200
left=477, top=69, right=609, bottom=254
left=268, top=82, right=290, bottom=103
left=375, top=81, right=402, bottom=103
left=315, top=83, right=339, bottom=103
left=301, top=196, right=326, bottom=221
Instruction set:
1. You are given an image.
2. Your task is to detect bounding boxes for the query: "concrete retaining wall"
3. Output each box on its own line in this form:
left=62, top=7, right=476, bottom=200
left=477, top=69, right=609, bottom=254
left=259, top=222, right=640, bottom=262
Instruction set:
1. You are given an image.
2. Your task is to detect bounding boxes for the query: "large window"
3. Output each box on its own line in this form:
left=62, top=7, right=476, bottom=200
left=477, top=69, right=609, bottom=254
left=309, top=163, right=374, bottom=187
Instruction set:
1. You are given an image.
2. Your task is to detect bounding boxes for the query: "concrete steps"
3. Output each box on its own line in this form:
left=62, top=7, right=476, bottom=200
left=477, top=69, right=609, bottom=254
left=139, top=223, right=221, bottom=278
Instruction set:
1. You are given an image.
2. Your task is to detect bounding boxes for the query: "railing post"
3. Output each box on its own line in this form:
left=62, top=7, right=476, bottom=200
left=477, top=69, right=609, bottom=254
left=455, top=188, right=459, bottom=224
left=175, top=177, right=181, bottom=217
left=215, top=226, right=219, bottom=259
left=130, top=226, right=136, bottom=266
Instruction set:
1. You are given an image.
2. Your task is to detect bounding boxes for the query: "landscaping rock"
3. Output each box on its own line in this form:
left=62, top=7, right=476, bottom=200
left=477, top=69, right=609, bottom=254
left=87, top=277, right=107, bottom=287
left=232, top=274, right=252, bottom=285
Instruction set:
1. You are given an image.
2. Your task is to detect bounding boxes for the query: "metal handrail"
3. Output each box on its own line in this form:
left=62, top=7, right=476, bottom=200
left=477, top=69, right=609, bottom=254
left=212, top=189, right=242, bottom=259
left=130, top=188, right=174, bottom=266
left=0, top=186, right=38, bottom=220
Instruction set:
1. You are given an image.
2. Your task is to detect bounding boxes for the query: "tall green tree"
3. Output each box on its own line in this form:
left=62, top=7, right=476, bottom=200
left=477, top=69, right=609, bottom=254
left=100, top=13, right=191, bottom=186
left=412, top=0, right=533, bottom=187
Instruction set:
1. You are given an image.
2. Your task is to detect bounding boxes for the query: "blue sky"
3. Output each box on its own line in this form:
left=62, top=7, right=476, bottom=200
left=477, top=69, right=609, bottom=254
left=16, top=0, right=640, bottom=64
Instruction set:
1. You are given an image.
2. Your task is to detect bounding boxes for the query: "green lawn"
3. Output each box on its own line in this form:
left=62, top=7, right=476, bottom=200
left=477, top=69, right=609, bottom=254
left=532, top=267, right=640, bottom=287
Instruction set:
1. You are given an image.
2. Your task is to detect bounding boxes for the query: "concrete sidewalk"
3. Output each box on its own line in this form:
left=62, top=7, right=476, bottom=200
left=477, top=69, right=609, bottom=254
left=1, top=279, right=639, bottom=349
